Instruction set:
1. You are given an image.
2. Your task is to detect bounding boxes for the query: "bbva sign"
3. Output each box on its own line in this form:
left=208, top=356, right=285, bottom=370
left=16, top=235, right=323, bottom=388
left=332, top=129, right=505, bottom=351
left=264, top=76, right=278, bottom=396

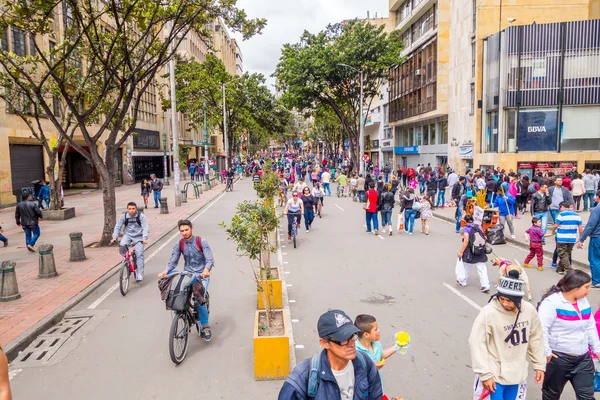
left=527, top=126, right=547, bottom=133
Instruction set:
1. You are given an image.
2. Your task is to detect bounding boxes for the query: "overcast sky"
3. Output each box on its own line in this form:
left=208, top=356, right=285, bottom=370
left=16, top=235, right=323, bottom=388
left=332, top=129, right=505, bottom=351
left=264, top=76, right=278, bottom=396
left=231, top=0, right=389, bottom=89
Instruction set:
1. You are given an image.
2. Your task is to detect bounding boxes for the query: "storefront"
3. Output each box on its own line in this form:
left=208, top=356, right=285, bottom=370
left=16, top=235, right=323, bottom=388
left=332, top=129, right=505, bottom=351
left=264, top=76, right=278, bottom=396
left=370, top=139, right=380, bottom=167
left=381, top=139, right=394, bottom=169
left=459, top=145, right=474, bottom=170
left=517, top=162, right=576, bottom=177
left=394, top=146, right=420, bottom=168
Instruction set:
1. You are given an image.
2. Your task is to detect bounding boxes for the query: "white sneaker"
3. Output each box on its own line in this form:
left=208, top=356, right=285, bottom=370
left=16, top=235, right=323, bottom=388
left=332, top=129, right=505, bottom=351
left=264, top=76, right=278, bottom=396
left=511, top=235, right=516, bottom=239
left=381, top=228, right=386, bottom=234
left=306, top=229, right=309, bottom=233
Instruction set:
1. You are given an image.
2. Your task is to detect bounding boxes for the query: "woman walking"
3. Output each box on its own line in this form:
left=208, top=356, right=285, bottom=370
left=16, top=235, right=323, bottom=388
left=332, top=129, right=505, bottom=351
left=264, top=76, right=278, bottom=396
left=538, top=270, right=600, bottom=400
left=572, top=174, right=585, bottom=211
left=140, top=179, right=151, bottom=209
left=400, top=188, right=417, bottom=235
left=378, top=186, right=395, bottom=236
left=420, top=195, right=433, bottom=235
left=300, top=187, right=316, bottom=232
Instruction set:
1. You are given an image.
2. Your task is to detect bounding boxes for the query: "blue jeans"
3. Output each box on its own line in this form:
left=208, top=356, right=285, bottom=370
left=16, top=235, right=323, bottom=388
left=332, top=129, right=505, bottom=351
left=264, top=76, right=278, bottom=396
left=0, top=234, right=6, bottom=243
left=534, top=211, right=549, bottom=235
left=589, top=237, right=600, bottom=285
left=490, top=383, right=519, bottom=400
left=153, top=191, right=161, bottom=207
left=550, top=209, right=559, bottom=226
left=304, top=209, right=314, bottom=229
left=365, top=212, right=379, bottom=232
left=419, top=181, right=426, bottom=194
left=358, top=190, right=366, bottom=202
left=584, top=190, right=596, bottom=211
left=194, top=277, right=210, bottom=326
left=38, top=197, right=50, bottom=209
left=455, top=208, right=462, bottom=232
left=323, top=182, right=331, bottom=196
left=404, top=209, right=416, bottom=233
left=23, top=225, right=41, bottom=247
left=436, top=190, right=445, bottom=208
left=384, top=174, right=389, bottom=184
left=380, top=210, right=392, bottom=228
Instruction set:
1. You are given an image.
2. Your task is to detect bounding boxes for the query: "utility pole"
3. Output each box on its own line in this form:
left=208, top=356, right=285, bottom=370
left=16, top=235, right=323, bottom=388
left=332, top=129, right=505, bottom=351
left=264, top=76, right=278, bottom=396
left=161, top=114, right=169, bottom=184
left=222, top=83, right=229, bottom=171
left=359, top=69, right=364, bottom=175
left=203, top=100, right=209, bottom=178
left=168, top=21, right=181, bottom=206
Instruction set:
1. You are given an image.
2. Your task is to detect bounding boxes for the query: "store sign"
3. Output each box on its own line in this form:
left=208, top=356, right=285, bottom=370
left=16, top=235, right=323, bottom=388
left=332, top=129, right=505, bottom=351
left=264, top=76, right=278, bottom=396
left=517, top=110, right=558, bottom=152
left=371, top=140, right=380, bottom=149
left=133, top=129, right=160, bottom=150
left=517, top=162, right=534, bottom=169
left=459, top=145, right=474, bottom=159
left=394, top=146, right=420, bottom=155
left=381, top=140, right=393, bottom=148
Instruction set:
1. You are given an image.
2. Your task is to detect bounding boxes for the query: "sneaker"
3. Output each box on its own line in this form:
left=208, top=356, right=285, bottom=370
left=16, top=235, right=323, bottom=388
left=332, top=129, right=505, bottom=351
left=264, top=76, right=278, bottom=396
left=551, top=263, right=558, bottom=268
left=591, top=284, right=600, bottom=290
left=288, top=235, right=291, bottom=240
left=426, top=232, right=429, bottom=235
left=557, top=270, right=566, bottom=275
left=481, top=287, right=490, bottom=293
left=381, top=228, right=386, bottom=234
left=538, top=266, right=543, bottom=271
left=374, top=230, right=379, bottom=235
left=201, top=326, right=212, bottom=341
left=456, top=280, right=466, bottom=287
left=511, top=235, right=516, bottom=239
left=3, top=241, right=7, bottom=247
left=514, top=215, right=520, bottom=219
left=523, top=263, right=533, bottom=269
left=27, top=245, right=36, bottom=252
left=306, top=229, right=309, bottom=233
left=455, top=230, right=460, bottom=234
left=154, top=206, right=159, bottom=209
left=409, top=232, right=413, bottom=236
left=389, top=230, right=392, bottom=236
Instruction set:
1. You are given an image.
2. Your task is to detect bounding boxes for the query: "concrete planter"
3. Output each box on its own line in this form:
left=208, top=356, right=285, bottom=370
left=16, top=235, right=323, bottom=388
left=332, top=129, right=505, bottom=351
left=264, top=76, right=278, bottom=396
left=257, top=266, right=283, bottom=310
left=41, top=207, right=76, bottom=221
left=253, top=309, right=290, bottom=380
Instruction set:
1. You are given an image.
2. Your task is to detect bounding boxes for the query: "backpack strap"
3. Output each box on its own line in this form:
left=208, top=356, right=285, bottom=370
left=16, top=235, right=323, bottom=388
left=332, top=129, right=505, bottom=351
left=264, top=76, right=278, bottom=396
left=307, top=352, right=321, bottom=398
left=180, top=236, right=203, bottom=253
left=122, top=212, right=129, bottom=226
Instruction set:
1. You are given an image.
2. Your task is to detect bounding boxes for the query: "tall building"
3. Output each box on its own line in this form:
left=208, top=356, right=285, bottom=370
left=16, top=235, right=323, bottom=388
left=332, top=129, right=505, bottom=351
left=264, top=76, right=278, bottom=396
left=448, top=0, right=600, bottom=173
left=388, top=0, right=450, bottom=169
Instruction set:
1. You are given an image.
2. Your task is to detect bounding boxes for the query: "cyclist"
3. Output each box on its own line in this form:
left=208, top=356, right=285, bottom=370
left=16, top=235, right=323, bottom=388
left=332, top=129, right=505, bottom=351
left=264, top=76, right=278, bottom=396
left=110, top=202, right=149, bottom=282
left=335, top=171, right=349, bottom=197
left=284, top=191, right=304, bottom=240
left=158, top=220, right=215, bottom=341
left=226, top=167, right=235, bottom=191
left=292, top=177, right=308, bottom=194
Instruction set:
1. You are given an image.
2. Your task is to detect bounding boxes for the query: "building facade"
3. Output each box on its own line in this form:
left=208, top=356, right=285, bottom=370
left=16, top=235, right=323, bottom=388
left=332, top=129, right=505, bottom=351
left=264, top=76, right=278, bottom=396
left=364, top=83, right=394, bottom=169
left=389, top=0, right=450, bottom=169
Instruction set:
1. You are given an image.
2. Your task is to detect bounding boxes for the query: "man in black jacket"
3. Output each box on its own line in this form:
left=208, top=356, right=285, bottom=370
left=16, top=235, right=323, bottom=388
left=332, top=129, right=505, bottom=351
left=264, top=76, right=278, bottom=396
left=15, top=194, right=43, bottom=252
left=435, top=172, right=448, bottom=209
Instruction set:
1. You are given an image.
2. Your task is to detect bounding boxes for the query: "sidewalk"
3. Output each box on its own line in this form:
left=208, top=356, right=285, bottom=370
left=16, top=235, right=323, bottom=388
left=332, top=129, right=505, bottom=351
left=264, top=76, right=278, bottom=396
left=433, top=206, right=592, bottom=268
left=0, top=178, right=224, bottom=351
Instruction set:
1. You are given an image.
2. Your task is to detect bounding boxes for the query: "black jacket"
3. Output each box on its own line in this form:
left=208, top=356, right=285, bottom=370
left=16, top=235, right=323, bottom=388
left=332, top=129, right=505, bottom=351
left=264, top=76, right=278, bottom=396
left=426, top=178, right=437, bottom=193
left=15, top=200, right=42, bottom=227
left=451, top=182, right=464, bottom=200
left=530, top=192, right=552, bottom=215
left=378, top=192, right=395, bottom=211
left=436, top=177, right=448, bottom=190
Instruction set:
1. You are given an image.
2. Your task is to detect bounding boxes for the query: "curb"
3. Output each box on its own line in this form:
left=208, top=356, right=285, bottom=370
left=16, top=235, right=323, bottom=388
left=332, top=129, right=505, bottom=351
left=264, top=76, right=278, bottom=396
left=4, top=182, right=229, bottom=362
left=277, top=225, right=297, bottom=371
left=432, top=212, right=589, bottom=270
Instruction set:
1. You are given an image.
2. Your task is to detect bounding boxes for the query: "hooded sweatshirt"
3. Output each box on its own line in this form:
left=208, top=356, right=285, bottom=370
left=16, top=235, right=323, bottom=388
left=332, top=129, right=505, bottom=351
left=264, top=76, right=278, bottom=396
left=469, top=299, right=545, bottom=385
left=400, top=193, right=416, bottom=212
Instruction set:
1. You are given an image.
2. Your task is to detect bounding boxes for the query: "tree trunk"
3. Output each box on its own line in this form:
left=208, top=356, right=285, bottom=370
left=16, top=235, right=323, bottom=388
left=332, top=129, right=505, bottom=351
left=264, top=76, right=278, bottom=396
left=97, top=149, right=117, bottom=246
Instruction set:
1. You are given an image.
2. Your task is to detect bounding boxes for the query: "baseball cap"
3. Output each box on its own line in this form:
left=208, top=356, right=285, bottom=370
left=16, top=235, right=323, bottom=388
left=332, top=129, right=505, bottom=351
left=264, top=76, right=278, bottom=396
left=317, top=310, right=361, bottom=342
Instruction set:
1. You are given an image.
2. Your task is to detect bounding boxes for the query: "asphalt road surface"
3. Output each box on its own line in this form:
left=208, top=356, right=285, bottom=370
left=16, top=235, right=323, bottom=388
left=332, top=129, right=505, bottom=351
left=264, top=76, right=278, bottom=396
left=11, top=179, right=592, bottom=399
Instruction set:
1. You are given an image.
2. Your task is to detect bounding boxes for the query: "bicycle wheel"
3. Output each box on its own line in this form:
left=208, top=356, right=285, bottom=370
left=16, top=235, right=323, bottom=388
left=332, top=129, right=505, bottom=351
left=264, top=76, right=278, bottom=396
left=169, top=312, right=190, bottom=365
left=293, top=223, right=297, bottom=248
left=119, top=261, right=130, bottom=296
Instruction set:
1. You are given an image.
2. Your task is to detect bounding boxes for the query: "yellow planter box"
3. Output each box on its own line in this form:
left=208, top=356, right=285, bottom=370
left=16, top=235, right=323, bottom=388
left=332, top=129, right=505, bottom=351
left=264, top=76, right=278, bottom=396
left=257, top=267, right=283, bottom=310
left=254, top=309, right=290, bottom=380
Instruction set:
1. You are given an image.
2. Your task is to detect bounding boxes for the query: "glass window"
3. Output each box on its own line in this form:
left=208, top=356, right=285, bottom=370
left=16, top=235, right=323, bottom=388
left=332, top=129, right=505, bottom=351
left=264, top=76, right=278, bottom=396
left=423, top=124, right=429, bottom=145
left=506, top=110, right=516, bottom=152
left=407, top=127, right=414, bottom=146
left=470, top=83, right=475, bottom=115
left=561, top=106, right=600, bottom=151
left=440, top=121, right=448, bottom=144
left=1, top=28, right=7, bottom=52
left=11, top=27, right=25, bottom=56
left=29, top=34, right=36, bottom=56
left=485, top=111, right=499, bottom=152
left=415, top=127, right=422, bottom=146
left=471, top=42, right=476, bottom=78
left=430, top=123, right=436, bottom=144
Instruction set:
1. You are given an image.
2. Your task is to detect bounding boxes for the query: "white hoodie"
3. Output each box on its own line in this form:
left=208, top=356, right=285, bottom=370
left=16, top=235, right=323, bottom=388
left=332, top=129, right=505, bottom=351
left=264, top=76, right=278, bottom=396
left=469, top=298, right=546, bottom=385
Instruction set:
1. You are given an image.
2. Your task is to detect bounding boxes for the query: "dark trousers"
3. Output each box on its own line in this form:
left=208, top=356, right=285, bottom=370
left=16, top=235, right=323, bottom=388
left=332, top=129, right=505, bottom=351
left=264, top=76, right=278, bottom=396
left=556, top=243, right=575, bottom=272
left=287, top=213, right=301, bottom=236
left=542, top=352, right=595, bottom=400
left=574, top=195, right=583, bottom=211
left=303, top=209, right=314, bottom=230
left=525, top=242, right=544, bottom=267
left=517, top=194, right=528, bottom=212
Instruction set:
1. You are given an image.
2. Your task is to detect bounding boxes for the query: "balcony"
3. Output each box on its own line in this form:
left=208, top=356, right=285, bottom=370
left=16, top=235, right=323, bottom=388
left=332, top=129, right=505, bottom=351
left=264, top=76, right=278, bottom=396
left=390, top=0, right=403, bottom=11
left=364, top=112, right=381, bottom=127
left=395, top=0, right=435, bottom=33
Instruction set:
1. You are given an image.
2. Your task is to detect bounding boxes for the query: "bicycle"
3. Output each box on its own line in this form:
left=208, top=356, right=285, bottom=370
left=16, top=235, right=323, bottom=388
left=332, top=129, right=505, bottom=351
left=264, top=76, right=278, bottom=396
left=226, top=178, right=234, bottom=192
left=168, top=275, right=210, bottom=365
left=285, top=212, right=300, bottom=249
left=117, top=241, right=140, bottom=296
left=336, top=184, right=348, bottom=198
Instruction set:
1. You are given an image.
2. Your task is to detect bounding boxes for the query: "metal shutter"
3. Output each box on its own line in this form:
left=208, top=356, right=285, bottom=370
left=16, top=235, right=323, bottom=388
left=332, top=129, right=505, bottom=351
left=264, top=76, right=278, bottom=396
left=9, top=144, right=44, bottom=201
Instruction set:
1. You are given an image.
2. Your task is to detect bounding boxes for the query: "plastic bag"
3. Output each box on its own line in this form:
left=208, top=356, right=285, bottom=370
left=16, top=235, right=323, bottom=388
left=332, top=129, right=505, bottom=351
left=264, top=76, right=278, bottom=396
left=397, top=213, right=404, bottom=231
left=455, top=258, right=466, bottom=282
left=486, top=224, right=506, bottom=245
left=473, top=375, right=527, bottom=399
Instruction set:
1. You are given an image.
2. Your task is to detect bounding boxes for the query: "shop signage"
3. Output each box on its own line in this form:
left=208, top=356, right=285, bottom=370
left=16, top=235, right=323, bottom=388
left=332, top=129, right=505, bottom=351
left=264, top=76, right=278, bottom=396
left=133, top=129, right=160, bottom=150
left=517, top=162, right=534, bottom=169
left=371, top=140, right=380, bottom=149
left=560, top=162, right=575, bottom=169
left=381, top=140, right=393, bottom=148
left=344, top=139, right=350, bottom=147
left=517, top=110, right=558, bottom=152
left=459, top=145, right=474, bottom=159
left=394, top=146, right=420, bottom=155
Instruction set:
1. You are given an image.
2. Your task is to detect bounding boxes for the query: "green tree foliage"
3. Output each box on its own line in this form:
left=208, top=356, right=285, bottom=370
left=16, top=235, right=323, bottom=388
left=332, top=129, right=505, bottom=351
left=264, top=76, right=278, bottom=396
left=254, top=161, right=279, bottom=206
left=305, top=105, right=345, bottom=159
left=0, top=0, right=265, bottom=243
left=274, top=19, right=402, bottom=166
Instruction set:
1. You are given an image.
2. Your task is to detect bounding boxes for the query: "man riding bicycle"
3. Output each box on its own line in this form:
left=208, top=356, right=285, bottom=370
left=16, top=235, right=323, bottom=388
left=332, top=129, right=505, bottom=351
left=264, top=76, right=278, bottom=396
left=158, top=220, right=215, bottom=341
left=110, top=202, right=149, bottom=282
left=226, top=167, right=235, bottom=190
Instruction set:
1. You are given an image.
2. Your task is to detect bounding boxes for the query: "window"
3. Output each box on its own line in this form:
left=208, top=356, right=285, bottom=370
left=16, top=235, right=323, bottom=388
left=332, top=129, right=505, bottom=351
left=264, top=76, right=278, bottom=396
left=470, top=83, right=475, bottom=115
left=423, top=124, right=429, bottom=145
left=471, top=42, right=476, bottom=78
left=430, top=123, right=436, bottom=144
left=11, top=27, right=25, bottom=56
left=506, top=109, right=516, bottom=152
left=1, top=29, right=7, bottom=52
left=440, top=121, right=448, bottom=144
left=49, top=40, right=56, bottom=63
left=415, top=126, right=422, bottom=146
left=383, top=104, right=389, bottom=126
left=29, top=34, right=36, bottom=57
left=406, top=127, right=414, bottom=146
left=472, top=0, right=477, bottom=33
left=52, top=96, right=61, bottom=117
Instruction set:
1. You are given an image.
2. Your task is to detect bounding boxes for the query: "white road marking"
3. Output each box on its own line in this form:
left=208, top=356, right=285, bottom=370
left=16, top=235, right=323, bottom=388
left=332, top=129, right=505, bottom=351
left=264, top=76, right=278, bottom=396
left=443, top=283, right=482, bottom=311
left=289, top=300, right=296, bottom=303
left=87, top=191, right=226, bottom=310
left=282, top=252, right=287, bottom=255
left=285, top=271, right=290, bottom=274
left=287, top=284, right=293, bottom=287
left=335, top=204, right=344, bottom=211
left=295, top=345, right=305, bottom=349
left=283, top=261, right=289, bottom=264
left=378, top=235, right=385, bottom=240
left=8, top=369, right=22, bottom=381
left=292, top=319, right=299, bottom=323
left=281, top=245, right=286, bottom=248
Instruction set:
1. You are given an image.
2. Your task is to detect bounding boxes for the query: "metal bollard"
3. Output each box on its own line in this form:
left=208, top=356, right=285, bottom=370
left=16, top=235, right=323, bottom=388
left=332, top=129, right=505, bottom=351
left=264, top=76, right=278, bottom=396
left=160, top=197, right=169, bottom=214
left=38, top=244, right=58, bottom=278
left=69, top=232, right=86, bottom=262
left=0, top=260, right=20, bottom=301
left=181, top=190, right=188, bottom=204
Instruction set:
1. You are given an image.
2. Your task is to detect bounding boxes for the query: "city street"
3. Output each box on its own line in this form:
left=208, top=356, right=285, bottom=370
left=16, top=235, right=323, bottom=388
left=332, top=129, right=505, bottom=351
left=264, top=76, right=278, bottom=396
left=9, top=179, right=593, bottom=399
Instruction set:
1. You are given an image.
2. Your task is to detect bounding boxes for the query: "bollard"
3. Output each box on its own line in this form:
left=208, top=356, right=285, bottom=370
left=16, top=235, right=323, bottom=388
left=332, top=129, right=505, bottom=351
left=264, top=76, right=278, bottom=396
left=160, top=197, right=169, bottom=214
left=181, top=190, right=188, bottom=204
left=69, top=232, right=87, bottom=262
left=38, top=244, right=58, bottom=278
left=0, top=260, right=20, bottom=301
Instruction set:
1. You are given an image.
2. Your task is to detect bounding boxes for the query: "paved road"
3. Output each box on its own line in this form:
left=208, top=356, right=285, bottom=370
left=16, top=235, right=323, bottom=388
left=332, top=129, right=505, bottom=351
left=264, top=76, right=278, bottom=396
left=10, top=180, right=594, bottom=399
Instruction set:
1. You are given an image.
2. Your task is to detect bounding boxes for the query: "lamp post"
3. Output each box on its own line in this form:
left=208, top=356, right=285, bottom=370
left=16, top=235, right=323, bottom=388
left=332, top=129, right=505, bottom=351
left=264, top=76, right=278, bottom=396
left=162, top=114, right=168, bottom=184
left=168, top=21, right=181, bottom=206
left=203, top=100, right=209, bottom=178
left=222, top=75, right=244, bottom=171
left=338, top=63, right=364, bottom=174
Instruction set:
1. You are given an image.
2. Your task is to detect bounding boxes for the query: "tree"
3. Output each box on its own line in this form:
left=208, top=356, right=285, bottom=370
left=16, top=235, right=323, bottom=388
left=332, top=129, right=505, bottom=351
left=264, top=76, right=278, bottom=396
left=0, top=0, right=265, bottom=244
left=305, top=105, right=345, bottom=159
left=274, top=19, right=402, bottom=167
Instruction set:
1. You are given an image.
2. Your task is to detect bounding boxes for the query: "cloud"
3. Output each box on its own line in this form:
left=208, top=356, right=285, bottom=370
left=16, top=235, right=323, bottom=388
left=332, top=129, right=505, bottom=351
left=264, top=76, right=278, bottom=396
left=231, top=0, right=389, bottom=89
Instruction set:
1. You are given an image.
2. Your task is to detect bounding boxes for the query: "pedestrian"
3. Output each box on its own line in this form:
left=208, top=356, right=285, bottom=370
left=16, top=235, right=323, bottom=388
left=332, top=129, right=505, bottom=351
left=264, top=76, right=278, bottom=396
left=374, top=164, right=380, bottom=178
left=538, top=270, right=600, bottom=399
left=189, top=162, right=195, bottom=181
left=15, top=193, right=43, bottom=252
left=364, top=182, right=379, bottom=235
left=278, top=309, right=383, bottom=400
left=149, top=174, right=163, bottom=209
left=583, top=170, right=597, bottom=211
left=140, top=179, right=151, bottom=209
left=508, top=176, right=520, bottom=218
left=435, top=172, right=448, bottom=209
left=456, top=214, right=491, bottom=293
left=417, top=168, right=427, bottom=195
left=300, top=187, right=315, bottom=233
left=493, top=187, right=516, bottom=240
left=198, top=165, right=205, bottom=181
left=456, top=191, right=470, bottom=233
left=378, top=186, right=395, bottom=236
left=357, top=174, right=366, bottom=202
left=383, top=165, right=390, bottom=184
left=321, top=168, right=331, bottom=196
left=408, top=175, right=418, bottom=190
left=349, top=174, right=358, bottom=201
left=420, top=195, right=433, bottom=235
left=390, top=174, right=399, bottom=197
left=516, top=175, right=530, bottom=214
left=531, top=183, right=551, bottom=237
left=523, top=217, right=545, bottom=271
left=546, top=201, right=583, bottom=275
left=548, top=177, right=574, bottom=225
left=562, top=172, right=573, bottom=192
left=577, top=189, right=600, bottom=288
left=400, top=187, right=417, bottom=235
left=469, top=269, right=545, bottom=400
left=571, top=173, right=585, bottom=211
left=376, top=176, right=384, bottom=194
left=0, top=226, right=7, bottom=247
left=221, top=168, right=227, bottom=183
left=37, top=180, right=50, bottom=209
left=447, top=169, right=459, bottom=193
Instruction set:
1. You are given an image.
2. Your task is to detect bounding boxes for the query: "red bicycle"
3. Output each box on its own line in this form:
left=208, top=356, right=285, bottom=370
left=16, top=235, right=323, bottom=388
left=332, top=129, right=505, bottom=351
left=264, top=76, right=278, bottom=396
left=119, top=242, right=139, bottom=296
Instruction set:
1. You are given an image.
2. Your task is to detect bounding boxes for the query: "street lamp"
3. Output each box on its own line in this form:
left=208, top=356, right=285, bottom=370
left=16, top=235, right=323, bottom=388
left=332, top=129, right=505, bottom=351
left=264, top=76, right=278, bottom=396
left=223, top=75, right=244, bottom=171
left=338, top=63, right=365, bottom=175
left=168, top=21, right=181, bottom=206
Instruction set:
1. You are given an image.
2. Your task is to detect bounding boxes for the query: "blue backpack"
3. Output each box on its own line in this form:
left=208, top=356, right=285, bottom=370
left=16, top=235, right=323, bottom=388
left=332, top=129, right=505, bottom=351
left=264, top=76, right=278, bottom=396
left=307, top=351, right=368, bottom=398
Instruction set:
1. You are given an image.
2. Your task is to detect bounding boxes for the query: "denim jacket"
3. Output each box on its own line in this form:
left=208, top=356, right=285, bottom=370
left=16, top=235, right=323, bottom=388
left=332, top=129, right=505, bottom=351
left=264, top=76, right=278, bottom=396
left=278, top=349, right=382, bottom=400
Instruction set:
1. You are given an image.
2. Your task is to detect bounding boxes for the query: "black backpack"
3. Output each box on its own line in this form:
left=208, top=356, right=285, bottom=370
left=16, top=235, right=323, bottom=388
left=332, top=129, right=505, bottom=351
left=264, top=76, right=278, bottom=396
left=468, top=225, right=487, bottom=256
left=123, top=212, right=141, bottom=227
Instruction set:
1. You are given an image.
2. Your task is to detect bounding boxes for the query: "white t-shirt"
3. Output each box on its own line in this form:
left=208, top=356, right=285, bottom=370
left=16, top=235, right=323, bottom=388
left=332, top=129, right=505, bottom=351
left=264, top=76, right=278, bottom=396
left=293, top=182, right=307, bottom=193
left=286, top=198, right=303, bottom=213
left=332, top=361, right=355, bottom=400
left=321, top=172, right=331, bottom=183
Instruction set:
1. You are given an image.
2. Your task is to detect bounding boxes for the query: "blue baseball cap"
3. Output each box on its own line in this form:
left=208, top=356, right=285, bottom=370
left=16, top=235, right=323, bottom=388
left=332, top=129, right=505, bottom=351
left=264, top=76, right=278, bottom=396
left=317, top=309, right=360, bottom=341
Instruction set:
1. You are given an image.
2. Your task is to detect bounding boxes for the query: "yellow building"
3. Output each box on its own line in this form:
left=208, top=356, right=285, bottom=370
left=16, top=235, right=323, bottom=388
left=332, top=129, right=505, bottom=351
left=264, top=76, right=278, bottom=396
left=448, top=0, right=600, bottom=174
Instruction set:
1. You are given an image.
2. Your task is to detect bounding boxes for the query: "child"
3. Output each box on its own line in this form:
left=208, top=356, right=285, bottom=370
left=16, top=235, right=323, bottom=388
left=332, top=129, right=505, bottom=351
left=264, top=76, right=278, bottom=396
left=409, top=176, right=418, bottom=190
left=420, top=195, right=433, bottom=235
left=524, top=217, right=545, bottom=271
left=0, top=226, right=7, bottom=247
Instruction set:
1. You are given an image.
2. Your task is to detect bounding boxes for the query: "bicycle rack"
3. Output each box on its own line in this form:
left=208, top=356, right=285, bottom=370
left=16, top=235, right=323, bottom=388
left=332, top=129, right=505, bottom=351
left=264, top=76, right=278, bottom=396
left=182, top=182, right=200, bottom=199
